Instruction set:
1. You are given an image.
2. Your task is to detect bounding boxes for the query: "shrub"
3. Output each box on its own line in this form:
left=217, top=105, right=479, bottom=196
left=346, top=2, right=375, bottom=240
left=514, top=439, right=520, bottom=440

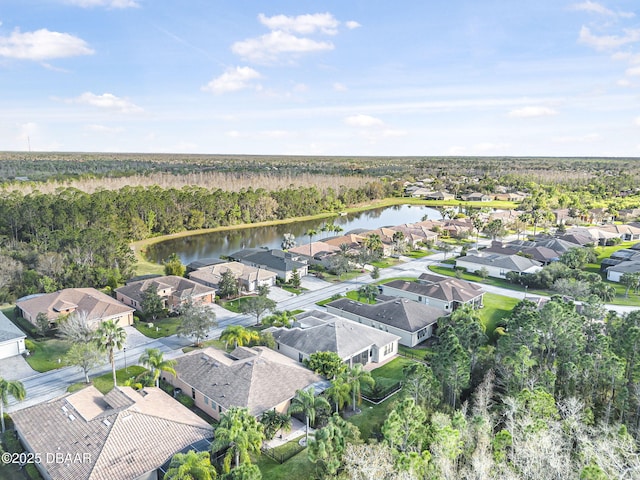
left=2, top=430, right=21, bottom=453
left=25, top=464, right=41, bottom=480
left=24, top=339, right=37, bottom=352
left=176, top=393, right=195, bottom=408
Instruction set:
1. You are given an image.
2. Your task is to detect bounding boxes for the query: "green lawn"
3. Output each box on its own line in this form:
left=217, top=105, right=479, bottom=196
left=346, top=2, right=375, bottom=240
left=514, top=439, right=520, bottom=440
left=403, top=250, right=432, bottom=259
left=25, top=338, right=72, bottom=372
left=91, top=366, right=147, bottom=394
left=593, top=241, right=636, bottom=262
left=280, top=285, right=305, bottom=295
left=346, top=357, right=419, bottom=440
left=134, top=316, right=182, bottom=338
left=220, top=296, right=253, bottom=313
left=256, top=448, right=314, bottom=480
left=479, top=293, right=520, bottom=342
left=370, top=258, right=401, bottom=269
left=374, top=276, right=419, bottom=285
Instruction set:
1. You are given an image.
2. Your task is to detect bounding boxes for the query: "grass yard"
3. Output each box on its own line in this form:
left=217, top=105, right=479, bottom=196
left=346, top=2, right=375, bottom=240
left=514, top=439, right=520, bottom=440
left=92, top=366, right=147, bottom=394
left=347, top=356, right=418, bottom=440
left=220, top=296, right=253, bottom=313
left=345, top=290, right=377, bottom=304
left=256, top=448, right=314, bottom=480
left=25, top=338, right=72, bottom=372
left=403, top=250, right=432, bottom=259
left=134, top=316, right=182, bottom=338
left=593, top=241, right=636, bottom=262
left=479, top=293, right=520, bottom=342
left=374, top=276, right=419, bottom=285
left=371, top=258, right=402, bottom=269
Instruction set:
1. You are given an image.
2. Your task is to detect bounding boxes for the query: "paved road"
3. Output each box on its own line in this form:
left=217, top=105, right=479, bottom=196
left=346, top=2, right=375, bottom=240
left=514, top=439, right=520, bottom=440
left=6, top=240, right=638, bottom=411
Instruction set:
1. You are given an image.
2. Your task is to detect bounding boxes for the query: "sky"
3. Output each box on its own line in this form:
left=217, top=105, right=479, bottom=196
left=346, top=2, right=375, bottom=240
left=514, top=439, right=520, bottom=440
left=1, top=0, right=640, bottom=157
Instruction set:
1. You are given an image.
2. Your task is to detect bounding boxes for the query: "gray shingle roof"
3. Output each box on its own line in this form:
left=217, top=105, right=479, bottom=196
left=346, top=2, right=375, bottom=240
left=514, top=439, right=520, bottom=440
left=327, top=297, right=444, bottom=333
left=229, top=249, right=307, bottom=272
left=607, top=260, right=640, bottom=274
left=11, top=386, right=212, bottom=480
left=266, top=311, right=399, bottom=359
left=172, top=346, right=322, bottom=416
left=0, top=311, right=26, bottom=343
left=456, top=254, right=541, bottom=272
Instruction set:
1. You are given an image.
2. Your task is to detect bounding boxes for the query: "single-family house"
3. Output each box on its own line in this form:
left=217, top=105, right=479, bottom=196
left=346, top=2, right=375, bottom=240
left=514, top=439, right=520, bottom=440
left=188, top=261, right=276, bottom=292
left=462, top=192, right=493, bottom=202
left=606, top=261, right=640, bottom=282
left=115, top=276, right=215, bottom=312
left=410, top=187, right=435, bottom=198
left=455, top=253, right=542, bottom=279
left=564, top=227, right=619, bottom=246
left=392, top=224, right=439, bottom=247
left=0, top=311, right=26, bottom=360
left=16, top=288, right=135, bottom=328
left=266, top=310, right=399, bottom=366
left=326, top=297, right=444, bottom=347
left=599, top=224, right=640, bottom=241
left=424, top=191, right=455, bottom=201
left=287, top=241, right=341, bottom=267
left=11, top=386, right=213, bottom=480
left=382, top=275, right=484, bottom=311
left=163, top=346, right=323, bottom=421
left=229, top=248, right=308, bottom=281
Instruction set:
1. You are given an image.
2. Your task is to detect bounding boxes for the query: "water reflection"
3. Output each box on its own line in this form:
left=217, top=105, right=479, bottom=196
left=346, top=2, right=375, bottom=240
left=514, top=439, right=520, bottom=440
left=146, top=204, right=442, bottom=264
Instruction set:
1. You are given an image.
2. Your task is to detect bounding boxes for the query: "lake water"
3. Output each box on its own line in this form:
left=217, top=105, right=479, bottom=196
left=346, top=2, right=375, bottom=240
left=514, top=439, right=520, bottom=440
left=146, top=204, right=442, bottom=265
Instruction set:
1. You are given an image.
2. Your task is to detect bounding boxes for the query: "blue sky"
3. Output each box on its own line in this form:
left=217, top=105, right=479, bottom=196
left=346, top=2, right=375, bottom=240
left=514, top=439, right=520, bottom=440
left=1, top=0, right=639, bottom=156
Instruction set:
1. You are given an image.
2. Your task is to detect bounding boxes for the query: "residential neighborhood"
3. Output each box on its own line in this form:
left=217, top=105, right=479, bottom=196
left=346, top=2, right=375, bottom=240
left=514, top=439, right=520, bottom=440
left=3, top=198, right=640, bottom=479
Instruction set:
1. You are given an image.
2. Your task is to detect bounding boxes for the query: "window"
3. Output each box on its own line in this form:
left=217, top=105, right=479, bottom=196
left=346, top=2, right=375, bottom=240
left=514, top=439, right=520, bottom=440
left=204, top=397, right=209, bottom=405
left=191, top=388, right=196, bottom=400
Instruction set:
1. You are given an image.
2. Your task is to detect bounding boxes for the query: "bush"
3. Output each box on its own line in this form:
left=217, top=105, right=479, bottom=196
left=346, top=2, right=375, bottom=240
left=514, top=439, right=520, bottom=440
left=25, top=339, right=37, bottom=352
left=176, top=393, right=195, bottom=408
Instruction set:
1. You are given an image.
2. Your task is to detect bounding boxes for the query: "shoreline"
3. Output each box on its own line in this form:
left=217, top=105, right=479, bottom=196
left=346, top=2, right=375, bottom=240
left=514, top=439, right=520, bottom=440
left=130, top=197, right=517, bottom=275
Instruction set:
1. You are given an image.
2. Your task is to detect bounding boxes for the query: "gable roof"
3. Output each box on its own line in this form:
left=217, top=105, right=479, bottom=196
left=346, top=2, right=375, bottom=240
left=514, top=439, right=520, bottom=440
left=188, top=261, right=276, bottom=286
left=287, top=241, right=340, bottom=258
left=11, top=386, right=212, bottom=480
left=229, top=249, right=307, bottom=272
left=16, top=288, right=134, bottom=324
left=607, top=260, right=640, bottom=274
left=0, top=311, right=26, bottom=344
left=457, top=254, right=542, bottom=273
left=416, top=274, right=485, bottom=301
left=266, top=311, right=399, bottom=360
left=327, top=297, right=444, bottom=333
left=172, top=346, right=322, bottom=416
left=115, top=276, right=215, bottom=304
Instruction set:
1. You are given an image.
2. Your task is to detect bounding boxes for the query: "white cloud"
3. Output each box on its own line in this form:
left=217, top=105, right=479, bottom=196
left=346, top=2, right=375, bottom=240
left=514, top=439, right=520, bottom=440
left=345, top=20, right=362, bottom=30
left=552, top=133, right=600, bottom=143
left=382, top=129, right=407, bottom=137
left=635, top=116, right=640, bottom=126
left=258, top=13, right=339, bottom=35
left=70, top=92, right=143, bottom=113
left=232, top=31, right=334, bottom=63
left=571, top=1, right=634, bottom=18
left=225, top=130, right=242, bottom=138
left=617, top=78, right=632, bottom=86
left=474, top=142, right=511, bottom=153
left=293, top=83, right=309, bottom=92
left=508, top=106, right=558, bottom=118
left=626, top=66, right=640, bottom=76
left=85, top=124, right=124, bottom=133
left=344, top=114, right=385, bottom=127
left=202, top=66, right=262, bottom=94
left=0, top=28, right=94, bottom=61
left=578, top=26, right=640, bottom=51
left=17, top=122, right=38, bottom=141
left=333, top=82, right=348, bottom=91
left=65, top=0, right=139, bottom=8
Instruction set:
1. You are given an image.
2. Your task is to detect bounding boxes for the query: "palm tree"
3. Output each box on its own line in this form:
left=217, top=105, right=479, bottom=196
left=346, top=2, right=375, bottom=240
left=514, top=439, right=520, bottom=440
left=287, top=387, right=330, bottom=444
left=325, top=376, right=351, bottom=414
left=305, top=228, right=317, bottom=257
left=264, top=310, right=295, bottom=328
left=165, top=450, right=217, bottom=480
left=138, top=348, right=177, bottom=387
left=260, top=410, right=292, bottom=440
left=0, top=377, right=26, bottom=433
left=95, top=320, right=127, bottom=388
left=365, top=233, right=383, bottom=258
left=211, top=407, right=264, bottom=473
left=220, top=325, right=259, bottom=350
left=343, top=364, right=375, bottom=412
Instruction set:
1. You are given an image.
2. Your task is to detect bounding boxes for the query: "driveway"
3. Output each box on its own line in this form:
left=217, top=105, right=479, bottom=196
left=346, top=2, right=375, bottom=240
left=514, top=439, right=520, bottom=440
left=300, top=275, right=333, bottom=291
left=0, top=354, right=36, bottom=381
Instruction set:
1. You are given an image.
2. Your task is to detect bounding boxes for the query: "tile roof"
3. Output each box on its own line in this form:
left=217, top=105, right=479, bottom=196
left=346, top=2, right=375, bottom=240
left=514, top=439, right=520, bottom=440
left=266, top=311, right=399, bottom=360
left=188, top=261, right=276, bottom=286
left=327, top=297, right=444, bottom=333
left=16, top=288, right=134, bottom=324
left=0, top=311, right=26, bottom=343
left=415, top=274, right=485, bottom=301
left=11, top=386, right=213, bottom=480
left=115, top=276, right=215, bottom=304
left=172, top=346, right=322, bottom=416
left=287, top=241, right=340, bottom=257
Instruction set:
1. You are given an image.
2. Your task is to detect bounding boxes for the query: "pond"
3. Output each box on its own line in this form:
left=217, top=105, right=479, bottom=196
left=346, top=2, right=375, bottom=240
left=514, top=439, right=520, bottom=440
left=146, top=204, right=442, bottom=265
